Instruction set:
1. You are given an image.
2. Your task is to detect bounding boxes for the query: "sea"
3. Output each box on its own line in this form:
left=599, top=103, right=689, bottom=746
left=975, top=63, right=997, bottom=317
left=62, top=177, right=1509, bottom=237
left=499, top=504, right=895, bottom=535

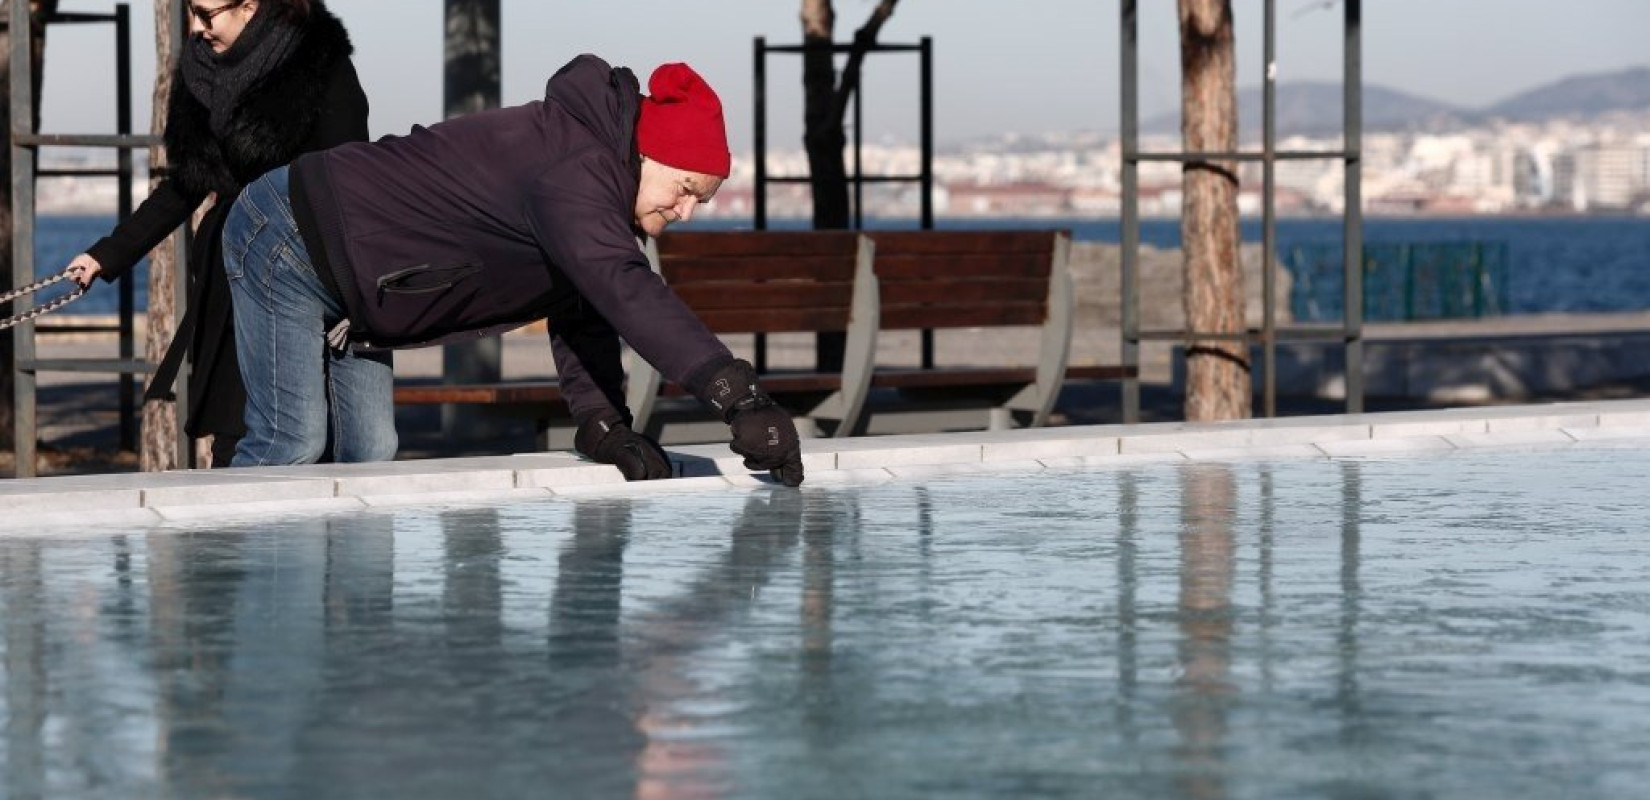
left=28, top=214, right=1650, bottom=318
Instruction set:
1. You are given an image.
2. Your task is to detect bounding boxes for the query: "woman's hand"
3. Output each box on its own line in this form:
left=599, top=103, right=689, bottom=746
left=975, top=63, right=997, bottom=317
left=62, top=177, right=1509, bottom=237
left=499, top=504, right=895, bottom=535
left=67, top=254, right=102, bottom=289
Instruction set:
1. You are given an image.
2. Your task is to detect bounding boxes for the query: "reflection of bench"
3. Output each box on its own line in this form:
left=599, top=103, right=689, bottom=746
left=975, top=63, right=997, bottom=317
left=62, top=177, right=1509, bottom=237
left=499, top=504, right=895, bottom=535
left=856, top=230, right=1133, bottom=433
left=627, top=231, right=879, bottom=442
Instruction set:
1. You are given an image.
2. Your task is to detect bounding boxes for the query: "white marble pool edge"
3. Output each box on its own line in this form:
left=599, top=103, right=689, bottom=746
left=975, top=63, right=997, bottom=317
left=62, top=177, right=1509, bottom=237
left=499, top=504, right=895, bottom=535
left=5, top=398, right=1649, bottom=532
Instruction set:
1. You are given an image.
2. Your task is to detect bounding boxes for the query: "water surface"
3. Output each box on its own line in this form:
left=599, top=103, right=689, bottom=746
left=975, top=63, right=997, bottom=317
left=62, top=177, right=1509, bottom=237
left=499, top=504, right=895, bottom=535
left=3, top=444, right=1648, bottom=799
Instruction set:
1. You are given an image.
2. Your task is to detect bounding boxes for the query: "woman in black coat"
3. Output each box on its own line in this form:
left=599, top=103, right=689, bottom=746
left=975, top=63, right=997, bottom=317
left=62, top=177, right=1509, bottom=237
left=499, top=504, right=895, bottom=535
left=68, top=0, right=367, bottom=467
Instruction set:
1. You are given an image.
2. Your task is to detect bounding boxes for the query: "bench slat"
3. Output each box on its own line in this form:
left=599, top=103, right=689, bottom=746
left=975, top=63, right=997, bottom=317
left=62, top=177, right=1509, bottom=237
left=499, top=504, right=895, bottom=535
left=672, top=281, right=855, bottom=311
left=656, top=231, right=862, bottom=258
left=394, top=382, right=564, bottom=405
left=697, top=307, right=856, bottom=334
left=883, top=303, right=1048, bottom=330
left=866, top=230, right=1065, bottom=254
left=874, top=253, right=1051, bottom=280
left=661, top=255, right=858, bottom=283
left=880, top=278, right=1047, bottom=305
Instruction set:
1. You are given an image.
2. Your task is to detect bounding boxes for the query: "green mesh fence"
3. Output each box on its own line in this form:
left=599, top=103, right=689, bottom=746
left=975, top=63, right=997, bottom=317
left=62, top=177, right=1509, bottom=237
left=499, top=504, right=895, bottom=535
left=1286, top=241, right=1510, bottom=322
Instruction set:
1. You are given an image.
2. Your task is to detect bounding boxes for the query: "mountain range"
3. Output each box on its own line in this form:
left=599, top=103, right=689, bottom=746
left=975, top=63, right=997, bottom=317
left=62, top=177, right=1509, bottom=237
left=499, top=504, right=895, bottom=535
left=1142, top=65, right=1650, bottom=135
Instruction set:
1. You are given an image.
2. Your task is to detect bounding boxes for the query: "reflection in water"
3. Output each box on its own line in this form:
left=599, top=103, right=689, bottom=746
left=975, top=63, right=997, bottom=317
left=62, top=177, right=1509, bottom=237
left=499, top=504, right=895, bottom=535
left=3, top=444, right=1648, bottom=797
left=145, top=528, right=249, bottom=796
left=800, top=490, right=837, bottom=719
left=445, top=509, right=504, bottom=665
left=626, top=490, right=810, bottom=798
left=2, top=543, right=46, bottom=799
left=1338, top=461, right=1365, bottom=740
left=1115, top=472, right=1140, bottom=745
left=1258, top=467, right=1276, bottom=695
left=1174, top=465, right=1237, bottom=800
left=549, top=500, right=643, bottom=797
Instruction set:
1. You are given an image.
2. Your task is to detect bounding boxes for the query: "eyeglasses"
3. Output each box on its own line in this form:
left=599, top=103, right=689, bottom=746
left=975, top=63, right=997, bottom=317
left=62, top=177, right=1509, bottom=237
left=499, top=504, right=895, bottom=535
left=189, top=0, right=246, bottom=31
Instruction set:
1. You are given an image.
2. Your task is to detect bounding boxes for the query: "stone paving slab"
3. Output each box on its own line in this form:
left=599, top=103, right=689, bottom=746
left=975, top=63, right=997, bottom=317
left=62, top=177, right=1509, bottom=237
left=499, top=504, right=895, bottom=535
left=3, top=398, right=1649, bottom=532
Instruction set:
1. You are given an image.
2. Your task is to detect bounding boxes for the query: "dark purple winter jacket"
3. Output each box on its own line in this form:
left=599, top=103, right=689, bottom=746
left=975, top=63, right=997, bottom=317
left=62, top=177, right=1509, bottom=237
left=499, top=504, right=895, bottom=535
left=288, top=54, right=731, bottom=422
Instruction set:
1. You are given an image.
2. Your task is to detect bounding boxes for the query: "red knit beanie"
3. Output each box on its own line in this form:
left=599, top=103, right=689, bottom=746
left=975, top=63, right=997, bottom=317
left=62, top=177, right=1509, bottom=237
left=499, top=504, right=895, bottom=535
left=637, top=63, right=731, bottom=178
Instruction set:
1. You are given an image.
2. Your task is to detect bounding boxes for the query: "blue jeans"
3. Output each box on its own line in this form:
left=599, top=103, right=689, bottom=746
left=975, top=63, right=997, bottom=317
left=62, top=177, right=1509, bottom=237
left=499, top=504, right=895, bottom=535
left=224, top=166, right=397, bottom=466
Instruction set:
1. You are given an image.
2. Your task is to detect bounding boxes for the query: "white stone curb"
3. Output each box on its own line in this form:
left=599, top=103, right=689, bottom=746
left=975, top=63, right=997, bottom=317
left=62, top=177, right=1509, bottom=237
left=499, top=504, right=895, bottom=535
left=2, top=398, right=1647, bottom=532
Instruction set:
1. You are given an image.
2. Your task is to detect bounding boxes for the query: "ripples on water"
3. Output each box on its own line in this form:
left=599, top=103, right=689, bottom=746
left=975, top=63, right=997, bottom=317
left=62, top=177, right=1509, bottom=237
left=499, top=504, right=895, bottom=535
left=2, top=444, right=1649, bottom=799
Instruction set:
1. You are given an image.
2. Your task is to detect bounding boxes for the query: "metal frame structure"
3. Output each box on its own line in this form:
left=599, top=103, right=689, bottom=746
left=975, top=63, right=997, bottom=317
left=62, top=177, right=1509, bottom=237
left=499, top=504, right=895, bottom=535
left=10, top=0, right=187, bottom=477
left=1119, top=0, right=1363, bottom=422
left=751, top=36, right=935, bottom=369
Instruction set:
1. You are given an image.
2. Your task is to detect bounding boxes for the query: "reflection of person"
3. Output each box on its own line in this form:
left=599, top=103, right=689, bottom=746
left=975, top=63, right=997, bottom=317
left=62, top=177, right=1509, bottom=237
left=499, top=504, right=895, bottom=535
left=220, top=54, right=803, bottom=485
left=67, top=0, right=367, bottom=466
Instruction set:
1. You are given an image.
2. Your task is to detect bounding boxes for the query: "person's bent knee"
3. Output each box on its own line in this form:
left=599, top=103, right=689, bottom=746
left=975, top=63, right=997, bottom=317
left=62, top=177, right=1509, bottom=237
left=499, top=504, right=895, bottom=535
left=330, top=391, right=399, bottom=463
left=341, top=431, right=397, bottom=464
left=232, top=430, right=328, bottom=467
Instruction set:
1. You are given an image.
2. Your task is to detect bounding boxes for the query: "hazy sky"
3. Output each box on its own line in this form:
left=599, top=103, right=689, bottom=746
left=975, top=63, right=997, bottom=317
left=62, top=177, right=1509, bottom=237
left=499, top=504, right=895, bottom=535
left=37, top=0, right=1650, bottom=151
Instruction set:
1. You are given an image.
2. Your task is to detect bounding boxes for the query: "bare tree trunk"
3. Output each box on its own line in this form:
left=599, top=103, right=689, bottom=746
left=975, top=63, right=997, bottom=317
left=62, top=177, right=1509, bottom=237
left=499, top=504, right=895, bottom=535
left=800, top=0, right=845, bottom=231
left=799, top=0, right=899, bottom=370
left=1178, top=0, right=1249, bottom=421
left=141, top=1, right=181, bottom=471
left=0, top=0, right=60, bottom=454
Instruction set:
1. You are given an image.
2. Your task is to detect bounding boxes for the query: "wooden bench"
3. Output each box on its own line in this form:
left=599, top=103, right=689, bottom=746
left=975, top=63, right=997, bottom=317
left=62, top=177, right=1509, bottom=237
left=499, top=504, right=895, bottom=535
left=626, top=230, right=879, bottom=443
left=391, top=232, right=878, bottom=449
left=395, top=228, right=1136, bottom=448
left=855, top=229, right=1134, bottom=433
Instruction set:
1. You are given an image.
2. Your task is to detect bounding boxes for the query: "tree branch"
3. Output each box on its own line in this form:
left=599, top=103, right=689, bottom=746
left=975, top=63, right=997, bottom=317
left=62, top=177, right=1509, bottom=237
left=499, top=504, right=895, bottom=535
left=830, top=0, right=900, bottom=127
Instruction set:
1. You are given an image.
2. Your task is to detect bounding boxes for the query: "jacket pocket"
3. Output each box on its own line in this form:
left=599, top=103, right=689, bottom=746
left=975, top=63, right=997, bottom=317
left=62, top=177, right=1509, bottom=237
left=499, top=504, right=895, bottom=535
left=375, top=263, right=482, bottom=297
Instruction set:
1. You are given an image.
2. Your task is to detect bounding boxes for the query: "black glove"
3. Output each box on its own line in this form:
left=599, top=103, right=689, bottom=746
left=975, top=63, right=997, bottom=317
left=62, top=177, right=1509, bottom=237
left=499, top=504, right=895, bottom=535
left=574, top=412, right=672, bottom=481
left=690, top=358, right=804, bottom=487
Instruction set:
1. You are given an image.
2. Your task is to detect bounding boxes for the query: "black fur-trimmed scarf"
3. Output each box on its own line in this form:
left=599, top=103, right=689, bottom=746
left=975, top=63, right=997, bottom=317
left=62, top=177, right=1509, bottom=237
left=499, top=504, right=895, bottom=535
left=180, top=4, right=305, bottom=138
left=166, top=3, right=355, bottom=198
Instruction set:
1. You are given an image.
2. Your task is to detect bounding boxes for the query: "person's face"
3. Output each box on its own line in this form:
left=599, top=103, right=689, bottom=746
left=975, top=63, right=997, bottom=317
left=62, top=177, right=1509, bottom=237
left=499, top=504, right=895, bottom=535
left=188, top=0, right=258, bottom=54
left=634, top=157, right=722, bottom=238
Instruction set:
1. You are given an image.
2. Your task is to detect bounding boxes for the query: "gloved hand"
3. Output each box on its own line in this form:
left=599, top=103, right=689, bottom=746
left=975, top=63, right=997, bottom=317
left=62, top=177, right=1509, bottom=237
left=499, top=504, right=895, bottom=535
left=691, top=358, right=804, bottom=487
left=574, top=412, right=672, bottom=481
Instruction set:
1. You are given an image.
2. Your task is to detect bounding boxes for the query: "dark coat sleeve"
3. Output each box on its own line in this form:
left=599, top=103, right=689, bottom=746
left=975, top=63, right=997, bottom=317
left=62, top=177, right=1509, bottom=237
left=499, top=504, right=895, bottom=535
left=527, top=151, right=733, bottom=419
left=549, top=312, right=631, bottom=425
left=83, top=178, right=204, bottom=283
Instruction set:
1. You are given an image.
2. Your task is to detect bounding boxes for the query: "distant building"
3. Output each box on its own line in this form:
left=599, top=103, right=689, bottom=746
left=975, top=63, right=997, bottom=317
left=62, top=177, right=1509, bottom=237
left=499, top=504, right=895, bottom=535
left=1556, top=144, right=1650, bottom=210
left=941, top=182, right=1069, bottom=217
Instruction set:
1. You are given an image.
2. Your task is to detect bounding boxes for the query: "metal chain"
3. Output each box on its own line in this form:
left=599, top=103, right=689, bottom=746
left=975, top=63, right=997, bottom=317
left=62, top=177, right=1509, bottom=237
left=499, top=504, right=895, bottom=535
left=0, top=268, right=88, bottom=330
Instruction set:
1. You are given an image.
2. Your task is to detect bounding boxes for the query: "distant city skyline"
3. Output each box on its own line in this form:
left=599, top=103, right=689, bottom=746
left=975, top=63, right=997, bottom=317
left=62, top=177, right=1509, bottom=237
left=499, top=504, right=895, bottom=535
left=35, top=0, right=1650, bottom=151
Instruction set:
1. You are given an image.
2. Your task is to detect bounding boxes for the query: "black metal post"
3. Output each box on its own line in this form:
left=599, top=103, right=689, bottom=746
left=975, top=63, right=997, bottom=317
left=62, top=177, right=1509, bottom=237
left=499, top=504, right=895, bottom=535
left=116, top=3, right=135, bottom=450
left=11, top=0, right=38, bottom=477
left=1119, top=0, right=1140, bottom=423
left=1344, top=0, right=1364, bottom=413
left=919, top=35, right=935, bottom=369
left=752, top=37, right=769, bottom=371
left=753, top=37, right=767, bottom=231
left=919, top=37, right=933, bottom=230
left=852, top=70, right=863, bottom=230
left=1261, top=0, right=1277, bottom=418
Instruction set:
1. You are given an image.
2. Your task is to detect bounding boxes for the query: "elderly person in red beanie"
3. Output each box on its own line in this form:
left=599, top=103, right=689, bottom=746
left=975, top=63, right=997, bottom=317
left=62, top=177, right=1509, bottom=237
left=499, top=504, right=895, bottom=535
left=218, top=54, right=804, bottom=485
